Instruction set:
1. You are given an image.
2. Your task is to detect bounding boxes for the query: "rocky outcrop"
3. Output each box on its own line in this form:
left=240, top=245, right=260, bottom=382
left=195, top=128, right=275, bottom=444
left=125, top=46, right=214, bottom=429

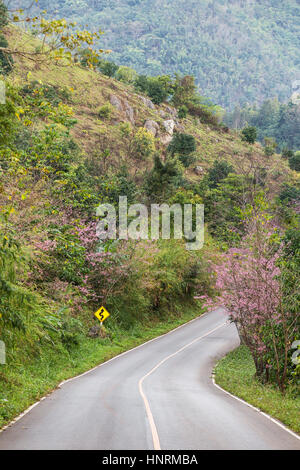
left=138, top=95, right=155, bottom=109
left=144, top=119, right=159, bottom=136
left=194, top=166, right=204, bottom=176
left=124, top=102, right=135, bottom=125
left=110, top=94, right=135, bottom=124
left=174, top=121, right=185, bottom=133
left=164, top=105, right=177, bottom=117
left=110, top=94, right=123, bottom=112
left=160, top=134, right=173, bottom=145
left=162, top=119, right=175, bottom=135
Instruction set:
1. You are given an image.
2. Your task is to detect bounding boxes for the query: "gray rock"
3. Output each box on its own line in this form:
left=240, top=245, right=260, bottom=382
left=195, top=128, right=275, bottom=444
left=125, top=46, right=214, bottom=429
left=194, top=166, right=204, bottom=175
left=175, top=122, right=185, bottom=132
left=88, top=325, right=101, bottom=338
left=165, top=105, right=177, bottom=117
left=162, top=119, right=175, bottom=135
left=124, top=101, right=135, bottom=125
left=110, top=95, right=135, bottom=124
left=110, top=94, right=123, bottom=112
left=160, top=133, right=173, bottom=145
left=144, top=119, right=159, bottom=136
left=138, top=95, right=155, bottom=109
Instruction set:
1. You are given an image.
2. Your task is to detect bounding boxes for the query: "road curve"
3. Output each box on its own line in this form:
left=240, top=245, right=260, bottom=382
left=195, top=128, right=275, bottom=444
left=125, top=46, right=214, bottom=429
left=0, top=308, right=299, bottom=450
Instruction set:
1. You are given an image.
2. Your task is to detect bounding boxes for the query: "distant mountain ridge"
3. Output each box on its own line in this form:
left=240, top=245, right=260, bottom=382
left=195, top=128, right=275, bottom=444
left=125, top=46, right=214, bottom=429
left=10, top=0, right=300, bottom=109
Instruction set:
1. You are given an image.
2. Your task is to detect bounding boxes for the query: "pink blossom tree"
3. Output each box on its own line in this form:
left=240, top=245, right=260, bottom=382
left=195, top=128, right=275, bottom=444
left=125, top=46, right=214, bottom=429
left=208, top=200, right=299, bottom=391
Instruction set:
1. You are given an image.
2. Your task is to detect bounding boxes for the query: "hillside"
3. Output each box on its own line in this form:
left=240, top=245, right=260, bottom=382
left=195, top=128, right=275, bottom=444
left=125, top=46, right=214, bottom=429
left=0, top=19, right=299, bottom=429
left=6, top=26, right=293, bottom=187
left=9, top=0, right=300, bottom=109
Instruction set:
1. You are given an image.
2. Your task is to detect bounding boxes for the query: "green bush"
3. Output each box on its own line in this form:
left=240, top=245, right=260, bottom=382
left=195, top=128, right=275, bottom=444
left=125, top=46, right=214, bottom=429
left=241, top=126, right=257, bottom=144
left=116, top=66, right=137, bottom=84
left=288, top=151, right=300, bottom=172
left=178, top=105, right=188, bottom=119
left=187, top=102, right=219, bottom=126
left=168, top=133, right=196, bottom=156
left=0, top=34, right=13, bottom=74
left=264, top=137, right=277, bottom=156
left=0, top=82, right=18, bottom=145
left=178, top=153, right=196, bottom=168
left=0, top=219, right=34, bottom=331
left=21, top=81, right=71, bottom=106
left=279, top=183, right=300, bottom=204
left=207, top=160, right=234, bottom=188
left=134, top=74, right=173, bottom=104
left=98, top=167, right=137, bottom=205
left=172, top=75, right=196, bottom=108
left=98, top=104, right=113, bottom=119
left=0, top=2, right=12, bottom=75
left=145, top=154, right=184, bottom=201
left=281, top=147, right=294, bottom=160
left=98, top=59, right=118, bottom=77
left=134, top=75, right=149, bottom=94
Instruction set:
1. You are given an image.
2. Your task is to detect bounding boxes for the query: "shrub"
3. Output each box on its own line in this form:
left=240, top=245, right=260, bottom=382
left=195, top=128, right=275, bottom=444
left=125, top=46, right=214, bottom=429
left=98, top=59, right=118, bottom=77
left=178, top=105, right=188, bottom=119
left=130, top=128, right=155, bottom=160
left=0, top=34, right=13, bottom=74
left=207, top=160, right=234, bottom=188
left=98, top=167, right=137, bottom=205
left=172, top=75, right=196, bottom=108
left=21, top=82, right=71, bottom=106
left=279, top=183, right=300, bottom=204
left=288, top=151, right=300, bottom=172
left=134, top=75, right=149, bottom=94
left=0, top=83, right=18, bottom=145
left=168, top=133, right=196, bottom=156
left=178, top=153, right=196, bottom=168
left=0, top=219, right=33, bottom=330
left=241, top=126, right=257, bottom=144
left=146, top=76, right=173, bottom=104
left=115, top=66, right=137, bottom=84
left=0, top=1, right=8, bottom=29
left=145, top=154, right=184, bottom=201
left=187, top=102, right=219, bottom=126
left=281, top=147, right=294, bottom=160
left=0, top=3, right=12, bottom=74
left=263, top=137, right=277, bottom=156
left=98, top=104, right=113, bottom=119
left=134, top=74, right=173, bottom=104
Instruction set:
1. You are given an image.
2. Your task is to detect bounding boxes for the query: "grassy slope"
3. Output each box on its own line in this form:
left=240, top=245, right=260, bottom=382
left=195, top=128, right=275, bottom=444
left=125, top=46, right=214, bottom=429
left=214, top=346, right=300, bottom=434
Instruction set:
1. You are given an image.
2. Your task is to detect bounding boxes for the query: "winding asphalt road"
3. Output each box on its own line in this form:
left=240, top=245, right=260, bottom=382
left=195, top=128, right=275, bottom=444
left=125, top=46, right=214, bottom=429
left=0, top=308, right=299, bottom=450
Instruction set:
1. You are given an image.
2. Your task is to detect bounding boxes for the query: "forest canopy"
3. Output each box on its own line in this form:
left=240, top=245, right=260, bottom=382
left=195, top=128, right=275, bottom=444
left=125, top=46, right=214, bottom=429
left=7, top=0, right=300, bottom=109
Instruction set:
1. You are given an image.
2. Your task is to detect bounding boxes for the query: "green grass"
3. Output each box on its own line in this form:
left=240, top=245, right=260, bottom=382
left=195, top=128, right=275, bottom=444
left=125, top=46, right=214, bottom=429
left=214, top=345, right=300, bottom=434
left=0, top=303, right=204, bottom=429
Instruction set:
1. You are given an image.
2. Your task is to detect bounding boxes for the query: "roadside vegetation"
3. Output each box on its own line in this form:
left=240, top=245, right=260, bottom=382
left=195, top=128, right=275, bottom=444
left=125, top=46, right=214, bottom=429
left=215, top=346, right=300, bottom=434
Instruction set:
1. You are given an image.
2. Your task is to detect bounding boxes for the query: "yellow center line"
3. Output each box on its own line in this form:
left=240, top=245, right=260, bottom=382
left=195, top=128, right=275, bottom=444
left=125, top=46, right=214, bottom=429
left=138, top=320, right=229, bottom=450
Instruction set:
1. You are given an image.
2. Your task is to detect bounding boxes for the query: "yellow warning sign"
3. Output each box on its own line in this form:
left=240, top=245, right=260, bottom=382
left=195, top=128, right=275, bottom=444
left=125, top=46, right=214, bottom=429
left=94, top=306, right=110, bottom=323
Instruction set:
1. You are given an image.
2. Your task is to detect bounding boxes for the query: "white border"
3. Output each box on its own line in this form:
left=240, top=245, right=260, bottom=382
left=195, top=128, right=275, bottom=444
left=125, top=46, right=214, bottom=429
left=212, top=374, right=300, bottom=441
